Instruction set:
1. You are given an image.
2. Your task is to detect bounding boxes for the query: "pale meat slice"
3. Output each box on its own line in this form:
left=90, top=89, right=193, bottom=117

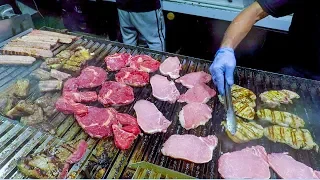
left=75, top=106, right=117, bottom=138
left=178, top=84, right=216, bottom=103
left=218, top=146, right=270, bottom=179
left=115, top=67, right=149, bottom=87
left=98, top=81, right=134, bottom=106
left=129, top=54, right=160, bottom=73
left=104, top=53, right=131, bottom=71
left=159, top=57, right=181, bottom=79
left=161, top=134, right=218, bottom=163
left=77, top=66, right=107, bottom=88
left=150, top=74, right=180, bottom=103
left=315, top=171, right=320, bottom=178
left=179, top=103, right=212, bottom=130
left=175, top=71, right=211, bottom=88
left=268, top=153, right=319, bottom=179
left=133, top=100, right=171, bottom=134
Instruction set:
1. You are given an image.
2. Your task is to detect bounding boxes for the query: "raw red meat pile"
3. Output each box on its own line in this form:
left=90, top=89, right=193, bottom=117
left=75, top=106, right=140, bottom=150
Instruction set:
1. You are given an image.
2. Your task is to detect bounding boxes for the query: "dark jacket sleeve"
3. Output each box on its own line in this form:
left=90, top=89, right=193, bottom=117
left=257, top=0, right=300, bottom=17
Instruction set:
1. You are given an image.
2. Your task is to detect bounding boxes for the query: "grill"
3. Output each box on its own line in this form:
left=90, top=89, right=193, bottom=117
left=0, top=27, right=320, bottom=179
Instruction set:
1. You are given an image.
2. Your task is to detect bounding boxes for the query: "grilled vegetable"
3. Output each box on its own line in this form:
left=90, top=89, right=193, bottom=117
left=6, top=100, right=35, bottom=118
left=20, top=105, right=45, bottom=125
left=233, top=101, right=255, bottom=120
left=257, top=109, right=305, bottom=128
left=35, top=95, right=57, bottom=117
left=30, top=68, right=51, bottom=80
left=62, top=64, right=81, bottom=72
left=39, top=80, right=63, bottom=92
left=13, top=79, right=30, bottom=97
left=222, top=117, right=263, bottom=143
left=0, top=95, right=17, bottom=115
left=231, top=85, right=256, bottom=100
left=56, top=49, right=73, bottom=59
left=45, top=57, right=63, bottom=65
left=50, top=69, right=71, bottom=81
left=69, top=46, right=91, bottom=62
left=264, top=125, right=319, bottom=152
left=259, top=90, right=300, bottom=108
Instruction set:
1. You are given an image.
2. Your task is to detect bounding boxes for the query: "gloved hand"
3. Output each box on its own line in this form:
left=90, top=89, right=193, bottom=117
left=209, top=48, right=236, bottom=95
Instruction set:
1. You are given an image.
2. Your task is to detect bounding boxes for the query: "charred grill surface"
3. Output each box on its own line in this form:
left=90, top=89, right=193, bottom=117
left=0, top=28, right=319, bottom=179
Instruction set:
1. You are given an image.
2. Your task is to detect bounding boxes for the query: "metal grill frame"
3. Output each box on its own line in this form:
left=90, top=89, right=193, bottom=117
left=0, top=27, right=319, bottom=179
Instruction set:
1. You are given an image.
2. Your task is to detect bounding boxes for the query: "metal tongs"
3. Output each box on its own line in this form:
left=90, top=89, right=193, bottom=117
left=224, top=81, right=237, bottom=135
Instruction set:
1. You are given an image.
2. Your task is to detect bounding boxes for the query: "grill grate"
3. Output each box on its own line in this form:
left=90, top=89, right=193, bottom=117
left=0, top=28, right=319, bottom=179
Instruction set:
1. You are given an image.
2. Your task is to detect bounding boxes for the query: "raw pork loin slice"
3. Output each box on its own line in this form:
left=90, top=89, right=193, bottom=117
left=63, top=91, right=97, bottom=103
left=159, top=57, right=181, bottom=79
left=112, top=124, right=137, bottom=150
left=268, top=153, right=319, bottom=179
left=218, top=146, right=270, bottom=179
left=129, top=54, right=160, bottom=73
left=75, top=106, right=117, bottom=138
left=179, top=103, right=212, bottom=130
left=133, top=100, right=171, bottom=133
left=115, top=67, right=149, bottom=87
left=178, top=84, right=216, bottom=103
left=161, top=134, right=218, bottom=163
left=150, top=74, right=180, bottom=103
left=104, top=53, right=131, bottom=71
left=77, top=66, right=107, bottom=88
left=63, top=78, right=79, bottom=93
left=55, top=97, right=88, bottom=115
left=175, top=71, right=211, bottom=88
left=98, top=81, right=134, bottom=106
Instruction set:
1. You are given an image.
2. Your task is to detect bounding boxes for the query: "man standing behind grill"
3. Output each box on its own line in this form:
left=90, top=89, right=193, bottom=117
left=210, top=0, right=320, bottom=95
left=116, top=0, right=166, bottom=52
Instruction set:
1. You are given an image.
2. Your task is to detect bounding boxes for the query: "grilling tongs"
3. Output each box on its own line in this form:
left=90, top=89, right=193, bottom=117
left=224, top=81, right=237, bottom=135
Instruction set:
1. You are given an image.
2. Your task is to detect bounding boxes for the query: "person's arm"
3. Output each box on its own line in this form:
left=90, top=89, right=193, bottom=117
left=221, top=1, right=268, bottom=49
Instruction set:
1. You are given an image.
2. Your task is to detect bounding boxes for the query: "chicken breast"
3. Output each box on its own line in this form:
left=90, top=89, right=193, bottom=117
left=257, top=109, right=305, bottom=128
left=260, top=89, right=300, bottom=108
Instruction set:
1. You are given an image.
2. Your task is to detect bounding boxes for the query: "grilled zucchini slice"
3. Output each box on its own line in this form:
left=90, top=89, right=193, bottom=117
left=257, top=109, right=305, bottom=128
left=222, top=117, right=263, bottom=143
left=264, top=125, right=319, bottom=152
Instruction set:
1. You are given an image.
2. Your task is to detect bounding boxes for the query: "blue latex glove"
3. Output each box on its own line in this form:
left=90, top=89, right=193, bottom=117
left=209, top=48, right=236, bottom=95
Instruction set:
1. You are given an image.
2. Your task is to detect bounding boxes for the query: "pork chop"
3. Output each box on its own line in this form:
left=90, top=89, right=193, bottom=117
left=112, top=124, right=137, bottom=150
left=161, top=134, right=218, bottom=163
left=75, top=106, right=117, bottom=138
left=159, top=56, right=181, bottom=79
left=98, top=81, right=134, bottom=106
left=315, top=171, right=320, bottom=178
left=115, top=67, right=149, bottom=87
left=175, top=71, right=211, bottom=88
left=179, top=103, right=212, bottom=130
left=129, top=54, right=160, bottom=72
left=77, top=66, right=107, bottom=88
left=178, top=84, right=216, bottom=103
left=218, top=146, right=270, bottom=179
left=150, top=74, right=180, bottom=103
left=268, top=153, right=318, bottom=179
left=133, top=100, right=171, bottom=134
left=63, top=78, right=79, bottom=93
left=104, top=53, right=131, bottom=71
left=55, top=97, right=88, bottom=115
left=63, top=91, right=97, bottom=103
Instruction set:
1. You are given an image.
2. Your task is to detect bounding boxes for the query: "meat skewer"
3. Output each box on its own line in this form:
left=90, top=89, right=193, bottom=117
left=0, top=55, right=36, bottom=65
left=7, top=41, right=52, bottom=50
left=1, top=46, right=53, bottom=58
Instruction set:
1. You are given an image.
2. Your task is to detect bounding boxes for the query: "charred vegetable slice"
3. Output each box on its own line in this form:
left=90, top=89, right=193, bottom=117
left=6, top=100, right=35, bottom=118
left=14, top=79, right=30, bottom=97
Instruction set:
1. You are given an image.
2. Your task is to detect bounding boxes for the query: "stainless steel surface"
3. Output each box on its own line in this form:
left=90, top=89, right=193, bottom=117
left=224, top=81, right=237, bottom=135
left=0, top=4, right=16, bottom=20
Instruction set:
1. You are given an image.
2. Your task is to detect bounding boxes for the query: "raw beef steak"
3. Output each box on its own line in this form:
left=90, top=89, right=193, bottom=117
left=159, top=56, right=181, bottom=79
left=150, top=74, right=180, bottom=103
left=115, top=113, right=141, bottom=135
left=112, top=124, right=137, bottom=150
left=77, top=66, right=107, bottom=88
left=63, top=91, right=97, bottom=103
left=178, top=84, right=216, bottom=103
left=268, top=153, right=319, bottom=179
left=75, top=106, right=117, bottom=138
left=63, top=78, right=79, bottom=93
left=55, top=97, right=88, bottom=115
left=175, top=71, right=211, bottom=88
left=161, top=134, right=218, bottom=163
left=129, top=54, right=160, bottom=72
left=104, top=53, right=131, bottom=71
left=179, top=103, right=212, bottom=130
left=218, top=146, right=270, bottom=179
left=98, top=81, right=134, bottom=106
left=133, top=100, right=171, bottom=134
left=115, top=67, right=149, bottom=87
